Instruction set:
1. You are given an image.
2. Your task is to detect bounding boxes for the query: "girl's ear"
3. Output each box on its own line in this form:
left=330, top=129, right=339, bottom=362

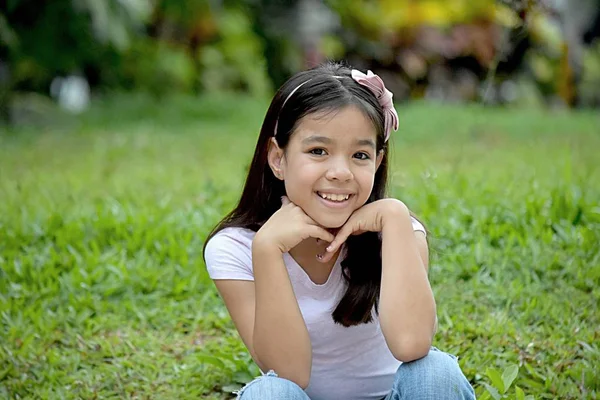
left=375, top=149, right=384, bottom=171
left=267, top=137, right=285, bottom=180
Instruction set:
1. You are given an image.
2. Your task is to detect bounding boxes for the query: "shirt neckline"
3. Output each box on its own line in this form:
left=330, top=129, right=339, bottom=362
left=284, top=246, right=346, bottom=288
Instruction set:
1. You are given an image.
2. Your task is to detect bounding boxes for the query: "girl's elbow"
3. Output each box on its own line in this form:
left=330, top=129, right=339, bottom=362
left=294, top=372, right=311, bottom=390
left=291, top=363, right=312, bottom=389
left=390, top=336, right=432, bottom=362
left=275, top=369, right=311, bottom=390
left=254, top=356, right=311, bottom=389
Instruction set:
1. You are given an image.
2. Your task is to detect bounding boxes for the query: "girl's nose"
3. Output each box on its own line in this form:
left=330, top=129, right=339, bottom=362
left=325, top=161, right=353, bottom=182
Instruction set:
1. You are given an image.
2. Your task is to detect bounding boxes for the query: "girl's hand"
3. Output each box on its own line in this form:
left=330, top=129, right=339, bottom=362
left=319, top=198, right=410, bottom=263
left=254, top=196, right=336, bottom=255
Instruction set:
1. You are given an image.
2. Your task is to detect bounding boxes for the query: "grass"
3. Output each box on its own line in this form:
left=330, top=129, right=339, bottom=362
left=1, top=93, right=599, bottom=399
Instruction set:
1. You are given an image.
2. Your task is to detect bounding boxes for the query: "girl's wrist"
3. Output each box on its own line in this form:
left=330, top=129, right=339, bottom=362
left=253, top=232, right=282, bottom=256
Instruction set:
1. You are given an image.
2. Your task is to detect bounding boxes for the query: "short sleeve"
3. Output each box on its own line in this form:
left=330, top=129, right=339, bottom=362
left=411, top=216, right=426, bottom=236
left=203, top=228, right=255, bottom=281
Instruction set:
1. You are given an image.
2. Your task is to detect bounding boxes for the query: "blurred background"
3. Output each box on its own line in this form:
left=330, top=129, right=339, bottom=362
left=1, top=0, right=600, bottom=126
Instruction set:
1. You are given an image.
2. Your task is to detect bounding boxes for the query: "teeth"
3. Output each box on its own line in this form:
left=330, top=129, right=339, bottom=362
left=319, top=193, right=350, bottom=202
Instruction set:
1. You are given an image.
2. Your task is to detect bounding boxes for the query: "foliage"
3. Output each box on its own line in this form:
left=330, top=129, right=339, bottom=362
left=480, top=364, right=534, bottom=400
left=3, top=0, right=598, bottom=111
left=1, top=0, right=152, bottom=91
left=579, top=41, right=600, bottom=106
left=1, top=0, right=270, bottom=98
left=73, top=0, right=152, bottom=50
left=117, top=38, right=197, bottom=95
left=0, top=95, right=599, bottom=398
left=198, top=8, right=272, bottom=97
left=327, top=0, right=499, bottom=33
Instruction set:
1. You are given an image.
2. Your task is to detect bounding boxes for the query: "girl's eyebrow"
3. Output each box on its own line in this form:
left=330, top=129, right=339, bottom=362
left=302, top=135, right=375, bottom=150
left=356, top=139, right=376, bottom=150
left=302, top=135, right=332, bottom=145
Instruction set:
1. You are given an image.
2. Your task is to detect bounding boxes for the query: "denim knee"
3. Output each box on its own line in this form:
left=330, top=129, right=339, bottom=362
left=391, top=348, right=476, bottom=400
left=236, top=370, right=310, bottom=400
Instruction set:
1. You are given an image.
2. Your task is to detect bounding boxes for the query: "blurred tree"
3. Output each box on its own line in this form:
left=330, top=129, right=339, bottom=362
left=0, top=0, right=152, bottom=124
left=495, top=0, right=600, bottom=106
left=326, top=0, right=516, bottom=102
left=145, top=0, right=271, bottom=96
left=149, top=0, right=215, bottom=93
left=1, top=0, right=598, bottom=120
left=232, top=0, right=304, bottom=88
left=552, top=0, right=600, bottom=106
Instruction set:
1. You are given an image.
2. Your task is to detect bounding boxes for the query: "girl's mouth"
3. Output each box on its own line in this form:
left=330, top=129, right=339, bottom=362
left=315, top=191, right=354, bottom=208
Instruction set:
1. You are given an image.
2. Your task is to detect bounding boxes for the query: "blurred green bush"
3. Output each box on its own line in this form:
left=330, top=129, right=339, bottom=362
left=1, top=0, right=599, bottom=124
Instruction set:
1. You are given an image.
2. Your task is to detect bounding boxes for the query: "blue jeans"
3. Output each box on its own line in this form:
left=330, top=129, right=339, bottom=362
left=235, top=347, right=476, bottom=399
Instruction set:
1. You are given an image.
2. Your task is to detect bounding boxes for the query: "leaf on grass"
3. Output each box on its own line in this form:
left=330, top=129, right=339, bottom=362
left=481, top=382, right=502, bottom=400
left=221, top=384, right=240, bottom=393
left=233, top=371, right=254, bottom=384
left=486, top=367, right=505, bottom=393
left=477, top=390, right=492, bottom=400
left=502, top=364, right=519, bottom=392
left=0, top=367, right=12, bottom=381
left=195, top=354, right=226, bottom=368
left=515, top=385, right=525, bottom=400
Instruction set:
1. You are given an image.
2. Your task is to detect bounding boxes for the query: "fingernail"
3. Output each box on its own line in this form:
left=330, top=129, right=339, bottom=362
left=316, top=253, right=323, bottom=260
left=326, top=246, right=333, bottom=252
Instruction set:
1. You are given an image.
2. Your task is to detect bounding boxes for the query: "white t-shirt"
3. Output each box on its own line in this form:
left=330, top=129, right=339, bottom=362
left=204, top=218, right=426, bottom=400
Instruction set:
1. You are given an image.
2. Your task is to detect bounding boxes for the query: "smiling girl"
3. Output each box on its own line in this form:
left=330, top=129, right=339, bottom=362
left=203, top=62, right=476, bottom=400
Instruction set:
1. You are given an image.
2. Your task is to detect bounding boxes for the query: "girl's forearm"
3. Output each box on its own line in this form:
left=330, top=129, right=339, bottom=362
left=251, top=242, right=312, bottom=388
left=379, top=208, right=436, bottom=362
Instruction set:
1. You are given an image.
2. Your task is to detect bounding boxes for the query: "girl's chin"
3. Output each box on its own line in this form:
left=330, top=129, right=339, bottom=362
left=310, top=214, right=350, bottom=230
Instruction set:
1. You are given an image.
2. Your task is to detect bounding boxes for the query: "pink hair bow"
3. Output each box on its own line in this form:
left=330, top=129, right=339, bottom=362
left=351, top=69, right=399, bottom=142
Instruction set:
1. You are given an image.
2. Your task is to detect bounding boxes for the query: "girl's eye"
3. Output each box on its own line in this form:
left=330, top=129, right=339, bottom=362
left=309, top=148, right=327, bottom=156
left=354, top=152, right=370, bottom=160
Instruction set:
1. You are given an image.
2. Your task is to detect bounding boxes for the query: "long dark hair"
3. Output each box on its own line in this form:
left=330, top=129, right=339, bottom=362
left=204, top=61, right=390, bottom=327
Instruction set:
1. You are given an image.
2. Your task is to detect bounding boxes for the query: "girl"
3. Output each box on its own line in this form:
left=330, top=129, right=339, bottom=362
left=203, top=62, right=476, bottom=400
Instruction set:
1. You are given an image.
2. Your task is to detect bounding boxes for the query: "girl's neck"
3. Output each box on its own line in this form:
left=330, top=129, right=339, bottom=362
left=289, top=226, right=340, bottom=261
left=289, top=237, right=342, bottom=284
left=289, top=237, right=328, bottom=259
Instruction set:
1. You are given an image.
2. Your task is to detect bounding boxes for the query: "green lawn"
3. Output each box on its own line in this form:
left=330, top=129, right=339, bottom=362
left=1, top=94, right=599, bottom=399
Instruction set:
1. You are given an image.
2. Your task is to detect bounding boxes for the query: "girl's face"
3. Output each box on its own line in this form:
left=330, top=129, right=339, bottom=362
left=268, top=105, right=383, bottom=228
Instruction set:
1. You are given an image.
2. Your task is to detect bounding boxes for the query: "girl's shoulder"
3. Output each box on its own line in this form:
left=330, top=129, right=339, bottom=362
left=209, top=226, right=256, bottom=244
left=204, top=227, right=256, bottom=257
left=203, top=227, right=257, bottom=280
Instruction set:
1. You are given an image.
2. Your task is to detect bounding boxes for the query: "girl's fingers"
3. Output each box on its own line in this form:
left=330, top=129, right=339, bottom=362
left=315, top=226, right=338, bottom=263
left=325, top=224, right=354, bottom=255
left=319, top=225, right=368, bottom=263
left=310, top=225, right=335, bottom=243
left=318, top=249, right=335, bottom=263
left=281, top=196, right=290, bottom=206
left=319, top=228, right=349, bottom=263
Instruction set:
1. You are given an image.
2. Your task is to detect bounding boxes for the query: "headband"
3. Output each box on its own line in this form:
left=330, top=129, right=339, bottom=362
left=274, top=69, right=399, bottom=141
left=351, top=69, right=399, bottom=142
